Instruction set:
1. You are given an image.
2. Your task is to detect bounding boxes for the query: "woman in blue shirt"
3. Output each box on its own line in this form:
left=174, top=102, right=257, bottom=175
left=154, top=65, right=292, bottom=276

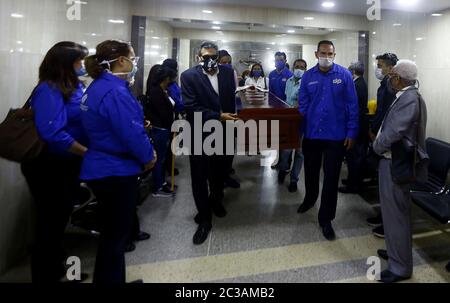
left=82, top=40, right=156, bottom=284
left=20, top=42, right=89, bottom=282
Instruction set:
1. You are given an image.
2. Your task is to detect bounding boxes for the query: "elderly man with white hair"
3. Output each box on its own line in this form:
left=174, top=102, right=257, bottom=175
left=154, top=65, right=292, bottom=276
left=373, top=59, right=429, bottom=283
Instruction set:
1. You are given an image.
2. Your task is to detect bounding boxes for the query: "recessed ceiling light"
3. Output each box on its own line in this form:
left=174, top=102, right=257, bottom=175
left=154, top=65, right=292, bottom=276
left=212, top=21, right=221, bottom=25
left=322, top=2, right=335, bottom=8
left=416, top=37, right=424, bottom=41
left=287, top=29, right=295, bottom=33
left=304, top=17, right=315, bottom=20
left=270, top=42, right=276, bottom=45
left=393, top=23, right=402, bottom=26
left=372, top=31, right=377, bottom=35
left=16, top=41, right=23, bottom=44
left=108, top=19, right=125, bottom=24
left=91, top=33, right=97, bottom=36
left=11, top=13, right=24, bottom=18
left=82, top=41, right=87, bottom=45
left=152, top=36, right=160, bottom=39
left=212, top=26, right=221, bottom=30
left=266, top=48, right=271, bottom=50
left=151, top=45, right=161, bottom=49
left=202, top=10, right=213, bottom=14
left=431, top=13, right=443, bottom=17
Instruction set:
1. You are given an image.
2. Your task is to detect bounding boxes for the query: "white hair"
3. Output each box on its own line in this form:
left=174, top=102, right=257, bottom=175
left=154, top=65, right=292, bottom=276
left=392, top=59, right=418, bottom=81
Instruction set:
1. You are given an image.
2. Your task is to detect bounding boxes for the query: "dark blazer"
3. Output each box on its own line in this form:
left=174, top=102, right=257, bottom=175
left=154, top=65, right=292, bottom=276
left=145, top=85, right=175, bottom=130
left=354, top=77, right=369, bottom=142
left=371, top=76, right=396, bottom=133
left=181, top=65, right=236, bottom=123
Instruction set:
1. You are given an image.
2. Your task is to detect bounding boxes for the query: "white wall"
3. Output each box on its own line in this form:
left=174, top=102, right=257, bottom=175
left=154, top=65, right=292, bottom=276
left=0, top=0, right=131, bottom=275
left=325, top=31, right=359, bottom=69
left=144, top=19, right=174, bottom=92
left=368, top=9, right=450, bottom=142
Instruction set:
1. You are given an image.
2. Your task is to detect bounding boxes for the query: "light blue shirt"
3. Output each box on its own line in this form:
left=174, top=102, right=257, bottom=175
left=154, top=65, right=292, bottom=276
left=285, top=76, right=301, bottom=107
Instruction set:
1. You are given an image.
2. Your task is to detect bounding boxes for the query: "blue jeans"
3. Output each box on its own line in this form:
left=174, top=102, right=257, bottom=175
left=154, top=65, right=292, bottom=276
left=279, top=148, right=304, bottom=184
left=151, top=128, right=170, bottom=191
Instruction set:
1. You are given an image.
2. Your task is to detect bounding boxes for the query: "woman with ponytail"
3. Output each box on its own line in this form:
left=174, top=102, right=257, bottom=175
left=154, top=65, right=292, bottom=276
left=80, top=40, right=156, bottom=283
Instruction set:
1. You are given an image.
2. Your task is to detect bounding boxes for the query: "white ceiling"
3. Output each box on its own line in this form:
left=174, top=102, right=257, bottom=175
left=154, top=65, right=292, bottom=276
left=167, top=19, right=333, bottom=35
left=163, top=0, right=450, bottom=16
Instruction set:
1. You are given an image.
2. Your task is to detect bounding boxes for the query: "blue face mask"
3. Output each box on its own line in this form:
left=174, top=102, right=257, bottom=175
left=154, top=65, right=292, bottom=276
left=252, top=71, right=262, bottom=78
left=275, top=60, right=286, bottom=70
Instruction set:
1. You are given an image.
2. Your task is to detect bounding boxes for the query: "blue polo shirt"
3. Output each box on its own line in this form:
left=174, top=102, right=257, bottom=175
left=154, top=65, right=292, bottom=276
left=299, top=63, right=359, bottom=141
left=80, top=71, right=154, bottom=180
left=269, top=67, right=293, bottom=101
left=31, top=82, right=88, bottom=156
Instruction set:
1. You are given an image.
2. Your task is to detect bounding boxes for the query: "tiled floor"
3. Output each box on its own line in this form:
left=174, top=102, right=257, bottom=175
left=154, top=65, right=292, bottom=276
left=1, top=155, right=449, bottom=283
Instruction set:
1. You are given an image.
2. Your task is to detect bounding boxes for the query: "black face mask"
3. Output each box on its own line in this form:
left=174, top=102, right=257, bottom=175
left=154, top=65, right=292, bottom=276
left=200, top=55, right=218, bottom=73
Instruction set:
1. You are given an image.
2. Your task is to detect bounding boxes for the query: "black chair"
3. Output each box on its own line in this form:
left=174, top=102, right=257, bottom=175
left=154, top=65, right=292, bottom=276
left=410, top=138, right=450, bottom=272
left=411, top=138, right=450, bottom=194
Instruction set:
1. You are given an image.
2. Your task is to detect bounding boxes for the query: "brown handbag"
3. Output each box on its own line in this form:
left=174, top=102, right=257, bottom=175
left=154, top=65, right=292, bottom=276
left=0, top=91, right=45, bottom=163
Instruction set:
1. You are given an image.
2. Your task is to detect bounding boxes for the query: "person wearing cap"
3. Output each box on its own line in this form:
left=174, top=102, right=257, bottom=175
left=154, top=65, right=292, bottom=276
left=367, top=52, right=399, bottom=238
left=339, top=61, right=368, bottom=194
left=373, top=59, right=428, bottom=283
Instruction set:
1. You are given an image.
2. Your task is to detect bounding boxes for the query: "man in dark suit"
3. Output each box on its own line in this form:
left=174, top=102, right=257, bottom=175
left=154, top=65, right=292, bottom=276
left=339, top=62, right=368, bottom=193
left=181, top=41, right=238, bottom=245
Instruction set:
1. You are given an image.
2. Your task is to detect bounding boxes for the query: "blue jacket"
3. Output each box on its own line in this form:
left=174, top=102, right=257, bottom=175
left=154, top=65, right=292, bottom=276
left=80, top=72, right=154, bottom=180
left=167, top=82, right=185, bottom=113
left=269, top=67, right=293, bottom=101
left=31, top=82, right=88, bottom=156
left=181, top=65, right=236, bottom=123
left=299, top=64, right=359, bottom=141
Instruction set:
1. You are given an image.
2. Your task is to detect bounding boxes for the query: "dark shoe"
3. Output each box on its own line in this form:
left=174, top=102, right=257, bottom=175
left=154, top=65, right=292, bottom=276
left=152, top=186, right=175, bottom=198
left=341, top=179, right=349, bottom=186
left=377, top=249, right=389, bottom=260
left=288, top=182, right=298, bottom=193
left=446, top=261, right=450, bottom=273
left=193, top=223, right=212, bottom=245
left=134, top=231, right=151, bottom=242
left=225, top=176, right=240, bottom=189
left=297, top=201, right=314, bottom=214
left=129, top=279, right=144, bottom=283
left=212, top=203, right=227, bottom=218
left=125, top=243, right=136, bottom=253
left=163, top=182, right=178, bottom=191
left=378, top=270, right=410, bottom=283
left=372, top=225, right=385, bottom=238
left=278, top=171, right=287, bottom=184
left=338, top=186, right=360, bottom=194
left=321, top=223, right=336, bottom=241
left=367, top=214, right=383, bottom=227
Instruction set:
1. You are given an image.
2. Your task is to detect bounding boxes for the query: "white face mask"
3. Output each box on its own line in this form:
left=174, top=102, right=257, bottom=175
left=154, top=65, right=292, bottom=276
left=294, top=69, right=305, bottom=79
left=375, top=68, right=385, bottom=81
left=318, top=57, right=334, bottom=68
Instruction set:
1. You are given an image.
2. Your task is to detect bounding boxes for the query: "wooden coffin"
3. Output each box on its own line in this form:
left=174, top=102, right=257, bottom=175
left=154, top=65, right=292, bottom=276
left=235, top=89, right=302, bottom=152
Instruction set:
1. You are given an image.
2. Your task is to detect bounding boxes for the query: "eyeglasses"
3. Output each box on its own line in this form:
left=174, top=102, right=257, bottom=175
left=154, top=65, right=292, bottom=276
left=202, top=55, right=218, bottom=61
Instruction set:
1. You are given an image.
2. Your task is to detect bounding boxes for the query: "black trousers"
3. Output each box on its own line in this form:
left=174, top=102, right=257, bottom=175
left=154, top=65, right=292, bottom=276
left=189, top=154, right=226, bottom=225
left=21, top=151, right=82, bottom=283
left=303, top=138, right=346, bottom=226
left=87, top=175, right=139, bottom=284
left=345, top=140, right=368, bottom=189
